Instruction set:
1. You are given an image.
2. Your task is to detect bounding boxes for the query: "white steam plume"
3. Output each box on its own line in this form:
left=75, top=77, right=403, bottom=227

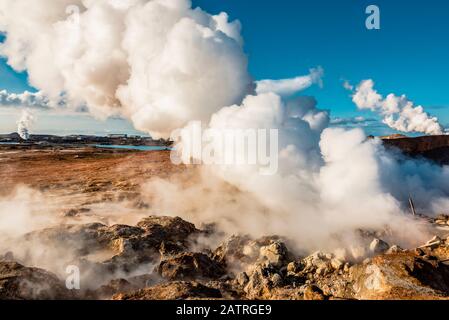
left=0, top=0, right=252, bottom=139
left=349, top=79, right=444, bottom=135
left=256, top=67, right=324, bottom=96
left=150, top=88, right=445, bottom=254
left=17, top=109, right=35, bottom=140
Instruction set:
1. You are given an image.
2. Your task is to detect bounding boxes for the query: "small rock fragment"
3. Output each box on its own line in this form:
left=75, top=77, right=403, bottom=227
left=303, top=285, right=326, bottom=300
left=369, top=238, right=390, bottom=255
left=330, top=258, right=344, bottom=271
left=271, top=273, right=283, bottom=287
left=236, top=272, right=249, bottom=286
left=287, top=261, right=303, bottom=275
left=386, top=245, right=404, bottom=254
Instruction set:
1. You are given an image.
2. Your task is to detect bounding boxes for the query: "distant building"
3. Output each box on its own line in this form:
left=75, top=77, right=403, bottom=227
left=108, top=134, right=128, bottom=139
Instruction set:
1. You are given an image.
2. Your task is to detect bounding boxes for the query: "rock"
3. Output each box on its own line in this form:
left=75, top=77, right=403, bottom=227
left=157, top=252, right=225, bottom=281
left=259, top=241, right=289, bottom=268
left=435, top=214, right=449, bottom=221
left=94, top=279, right=138, bottom=299
left=385, top=245, right=404, bottom=254
left=113, top=281, right=222, bottom=300
left=12, top=216, right=205, bottom=294
left=421, top=236, right=442, bottom=249
left=287, top=261, right=303, bottom=275
left=415, top=248, right=425, bottom=256
left=369, top=238, right=390, bottom=255
left=236, top=272, right=249, bottom=286
left=423, top=255, right=439, bottom=261
left=212, top=235, right=289, bottom=271
left=351, top=252, right=449, bottom=299
left=330, top=258, right=344, bottom=271
left=303, top=285, right=326, bottom=300
left=24, top=216, right=200, bottom=275
left=301, top=251, right=335, bottom=275
left=244, top=265, right=274, bottom=299
left=0, top=261, right=73, bottom=300
left=0, top=251, right=14, bottom=261
left=62, top=207, right=91, bottom=217
left=271, top=273, right=283, bottom=287
left=212, top=235, right=253, bottom=266
left=136, top=216, right=200, bottom=244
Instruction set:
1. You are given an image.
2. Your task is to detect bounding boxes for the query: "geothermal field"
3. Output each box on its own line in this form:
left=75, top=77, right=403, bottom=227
left=0, top=0, right=449, bottom=303
left=1, top=137, right=449, bottom=300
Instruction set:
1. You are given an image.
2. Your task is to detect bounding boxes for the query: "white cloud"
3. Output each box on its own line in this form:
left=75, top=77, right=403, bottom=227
left=330, top=116, right=377, bottom=126
left=0, top=90, right=49, bottom=109
left=342, top=80, right=353, bottom=91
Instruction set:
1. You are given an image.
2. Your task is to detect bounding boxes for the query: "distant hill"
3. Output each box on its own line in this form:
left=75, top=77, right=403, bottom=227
left=382, top=135, right=449, bottom=165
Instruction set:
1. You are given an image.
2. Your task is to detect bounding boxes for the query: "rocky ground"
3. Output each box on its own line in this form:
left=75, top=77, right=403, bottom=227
left=2, top=213, right=449, bottom=300
left=2, top=143, right=449, bottom=300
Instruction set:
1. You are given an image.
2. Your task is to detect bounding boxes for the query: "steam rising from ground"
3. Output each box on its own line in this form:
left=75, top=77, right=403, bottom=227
left=0, top=187, right=156, bottom=289
left=349, top=79, right=444, bottom=135
left=0, top=0, right=449, bottom=274
left=0, top=0, right=253, bottom=139
left=17, top=109, right=35, bottom=139
left=145, top=95, right=447, bottom=253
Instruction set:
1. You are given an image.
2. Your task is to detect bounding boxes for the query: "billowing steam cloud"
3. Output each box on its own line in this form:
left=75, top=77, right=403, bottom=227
left=17, top=109, right=35, bottom=140
left=0, top=0, right=253, bottom=139
left=148, top=89, right=448, bottom=253
left=1, top=0, right=449, bottom=261
left=349, top=79, right=444, bottom=135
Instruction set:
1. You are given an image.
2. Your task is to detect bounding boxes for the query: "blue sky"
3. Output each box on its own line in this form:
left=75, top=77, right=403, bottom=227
left=1, top=0, right=448, bottom=136
left=193, top=0, right=449, bottom=125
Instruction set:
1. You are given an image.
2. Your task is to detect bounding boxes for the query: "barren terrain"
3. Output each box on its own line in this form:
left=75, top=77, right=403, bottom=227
left=1, top=143, right=449, bottom=300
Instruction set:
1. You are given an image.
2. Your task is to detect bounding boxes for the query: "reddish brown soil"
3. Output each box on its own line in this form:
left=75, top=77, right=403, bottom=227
left=0, top=145, right=184, bottom=197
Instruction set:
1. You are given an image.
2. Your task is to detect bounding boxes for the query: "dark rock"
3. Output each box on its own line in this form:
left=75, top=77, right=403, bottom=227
left=94, top=279, right=137, bottom=299
left=0, top=252, right=14, bottom=261
left=0, top=261, right=73, bottom=300
left=157, top=252, right=225, bottom=281
left=113, top=281, right=222, bottom=300
left=137, top=216, right=200, bottom=244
